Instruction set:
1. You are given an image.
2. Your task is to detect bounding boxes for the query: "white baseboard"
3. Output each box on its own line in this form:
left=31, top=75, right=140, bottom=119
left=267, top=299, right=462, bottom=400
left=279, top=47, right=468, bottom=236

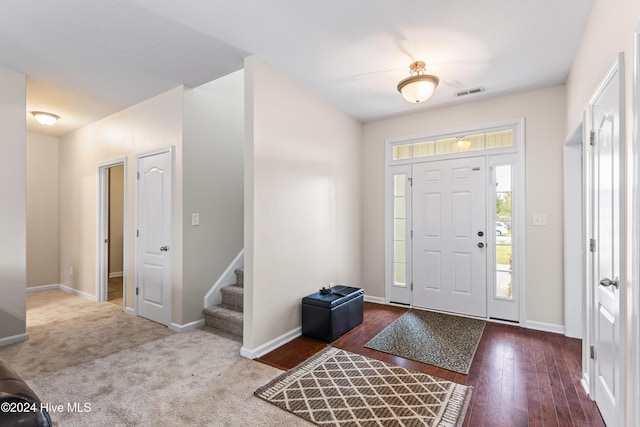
left=581, top=373, right=590, bottom=396
left=0, top=333, right=28, bottom=347
left=123, top=307, right=135, bottom=316
left=26, top=284, right=61, bottom=293
left=169, top=319, right=205, bottom=333
left=526, top=320, right=565, bottom=335
left=364, top=295, right=386, bottom=305
left=240, top=327, right=302, bottom=360
left=26, top=283, right=98, bottom=303
left=108, top=272, right=123, bottom=279
left=59, top=284, right=97, bottom=302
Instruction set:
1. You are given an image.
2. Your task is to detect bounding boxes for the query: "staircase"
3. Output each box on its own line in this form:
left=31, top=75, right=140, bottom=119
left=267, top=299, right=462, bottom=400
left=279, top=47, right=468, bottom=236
left=203, top=268, right=244, bottom=337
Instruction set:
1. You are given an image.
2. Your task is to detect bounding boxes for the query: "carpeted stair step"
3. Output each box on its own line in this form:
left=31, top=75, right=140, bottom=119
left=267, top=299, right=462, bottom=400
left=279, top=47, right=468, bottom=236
left=203, top=304, right=243, bottom=337
left=221, top=284, right=243, bottom=310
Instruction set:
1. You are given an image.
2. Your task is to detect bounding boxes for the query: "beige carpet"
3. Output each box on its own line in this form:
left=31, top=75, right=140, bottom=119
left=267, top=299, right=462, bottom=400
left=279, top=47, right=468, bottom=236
left=0, top=289, right=309, bottom=426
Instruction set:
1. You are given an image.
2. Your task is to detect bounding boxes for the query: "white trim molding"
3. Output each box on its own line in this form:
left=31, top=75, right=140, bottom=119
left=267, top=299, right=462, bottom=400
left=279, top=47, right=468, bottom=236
left=123, top=307, right=135, bottom=316
left=96, top=157, right=128, bottom=304
left=525, top=320, right=565, bottom=335
left=59, top=284, right=98, bottom=302
left=169, top=319, right=205, bottom=333
left=364, top=295, right=386, bottom=305
left=240, top=327, right=301, bottom=360
left=26, top=284, right=97, bottom=303
left=630, top=24, right=640, bottom=427
left=26, top=284, right=60, bottom=293
left=0, top=333, right=28, bottom=348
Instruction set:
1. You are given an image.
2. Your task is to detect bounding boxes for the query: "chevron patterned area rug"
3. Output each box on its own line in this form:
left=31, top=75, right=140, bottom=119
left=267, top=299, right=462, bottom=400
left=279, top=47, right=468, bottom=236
left=255, top=347, right=472, bottom=426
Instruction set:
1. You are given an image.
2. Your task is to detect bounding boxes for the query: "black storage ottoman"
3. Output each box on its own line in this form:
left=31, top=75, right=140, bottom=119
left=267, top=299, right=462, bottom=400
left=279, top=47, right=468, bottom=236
left=302, top=286, right=364, bottom=342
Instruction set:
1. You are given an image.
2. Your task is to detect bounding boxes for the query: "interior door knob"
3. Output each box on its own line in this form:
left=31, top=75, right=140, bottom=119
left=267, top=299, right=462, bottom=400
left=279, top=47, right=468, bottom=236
left=160, top=246, right=169, bottom=252
left=477, top=242, right=485, bottom=248
left=599, top=277, right=619, bottom=289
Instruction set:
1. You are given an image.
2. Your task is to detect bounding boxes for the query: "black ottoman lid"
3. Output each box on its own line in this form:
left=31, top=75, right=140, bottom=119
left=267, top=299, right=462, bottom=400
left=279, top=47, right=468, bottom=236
left=302, top=286, right=363, bottom=308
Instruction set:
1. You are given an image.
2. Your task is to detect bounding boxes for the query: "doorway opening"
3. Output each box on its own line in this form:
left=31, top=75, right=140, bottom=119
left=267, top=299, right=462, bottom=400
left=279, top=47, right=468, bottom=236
left=97, top=159, right=127, bottom=308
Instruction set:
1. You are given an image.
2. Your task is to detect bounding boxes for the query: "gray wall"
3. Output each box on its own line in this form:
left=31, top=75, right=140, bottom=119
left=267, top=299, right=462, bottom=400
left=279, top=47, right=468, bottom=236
left=0, top=67, right=27, bottom=343
left=182, top=70, right=245, bottom=324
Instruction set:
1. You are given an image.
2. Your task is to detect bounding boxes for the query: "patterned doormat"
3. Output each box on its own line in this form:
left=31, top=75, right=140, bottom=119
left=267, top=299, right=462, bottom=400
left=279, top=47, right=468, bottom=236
left=364, top=310, right=485, bottom=374
left=255, top=347, right=472, bottom=426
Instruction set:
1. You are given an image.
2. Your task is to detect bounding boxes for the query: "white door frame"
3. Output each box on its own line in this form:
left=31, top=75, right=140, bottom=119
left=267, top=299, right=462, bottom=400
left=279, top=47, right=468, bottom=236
left=563, top=120, right=585, bottom=340
left=134, top=146, right=174, bottom=324
left=630, top=24, right=640, bottom=427
left=585, top=52, right=625, bottom=426
left=384, top=118, right=526, bottom=324
left=96, top=158, right=128, bottom=305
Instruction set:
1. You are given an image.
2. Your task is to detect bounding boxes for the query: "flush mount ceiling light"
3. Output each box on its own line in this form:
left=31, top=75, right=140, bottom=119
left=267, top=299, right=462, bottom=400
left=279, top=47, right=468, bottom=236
left=397, top=61, right=439, bottom=103
left=31, top=111, right=60, bottom=126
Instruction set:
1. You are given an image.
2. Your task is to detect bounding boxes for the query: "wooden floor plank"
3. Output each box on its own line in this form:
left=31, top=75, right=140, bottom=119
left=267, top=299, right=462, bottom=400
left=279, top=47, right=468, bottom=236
left=256, top=302, right=605, bottom=426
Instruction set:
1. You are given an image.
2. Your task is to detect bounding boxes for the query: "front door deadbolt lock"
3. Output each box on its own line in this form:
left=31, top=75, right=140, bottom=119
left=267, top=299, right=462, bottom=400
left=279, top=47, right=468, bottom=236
left=477, top=231, right=484, bottom=237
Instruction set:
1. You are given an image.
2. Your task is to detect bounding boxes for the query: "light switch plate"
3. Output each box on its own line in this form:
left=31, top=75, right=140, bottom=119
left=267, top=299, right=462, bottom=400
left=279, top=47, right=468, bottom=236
left=192, top=213, right=200, bottom=226
left=532, top=214, right=547, bottom=226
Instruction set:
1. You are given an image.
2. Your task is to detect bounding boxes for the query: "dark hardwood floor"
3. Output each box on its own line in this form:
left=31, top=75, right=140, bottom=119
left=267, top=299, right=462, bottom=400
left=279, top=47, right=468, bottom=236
left=257, top=302, right=606, bottom=427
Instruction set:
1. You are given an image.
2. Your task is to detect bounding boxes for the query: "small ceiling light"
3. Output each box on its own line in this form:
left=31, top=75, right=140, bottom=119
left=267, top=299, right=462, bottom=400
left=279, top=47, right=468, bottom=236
left=397, top=61, right=439, bottom=103
left=31, top=111, right=60, bottom=126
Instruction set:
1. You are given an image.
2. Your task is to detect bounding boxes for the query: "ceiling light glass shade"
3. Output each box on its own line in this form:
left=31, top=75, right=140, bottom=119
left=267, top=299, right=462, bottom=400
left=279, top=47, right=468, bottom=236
left=31, top=111, right=60, bottom=126
left=397, top=74, right=439, bottom=103
left=397, top=61, right=439, bottom=103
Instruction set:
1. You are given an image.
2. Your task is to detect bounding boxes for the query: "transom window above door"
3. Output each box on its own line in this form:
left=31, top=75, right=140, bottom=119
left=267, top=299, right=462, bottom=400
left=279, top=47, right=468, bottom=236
left=391, top=128, right=515, bottom=161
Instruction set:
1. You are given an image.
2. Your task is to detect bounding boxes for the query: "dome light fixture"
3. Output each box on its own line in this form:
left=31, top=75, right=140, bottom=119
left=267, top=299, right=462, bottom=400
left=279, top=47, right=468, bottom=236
left=31, top=111, right=60, bottom=126
left=397, top=61, right=439, bottom=103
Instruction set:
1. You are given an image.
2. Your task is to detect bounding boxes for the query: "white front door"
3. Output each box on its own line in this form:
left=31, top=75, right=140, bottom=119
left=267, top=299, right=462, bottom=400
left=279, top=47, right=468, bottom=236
left=412, top=157, right=487, bottom=317
left=590, top=54, right=624, bottom=427
left=136, top=149, right=172, bottom=326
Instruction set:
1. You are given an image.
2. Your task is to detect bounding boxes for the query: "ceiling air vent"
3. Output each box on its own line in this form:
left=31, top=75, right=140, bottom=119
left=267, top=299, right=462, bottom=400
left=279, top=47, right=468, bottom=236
left=455, top=87, right=484, bottom=97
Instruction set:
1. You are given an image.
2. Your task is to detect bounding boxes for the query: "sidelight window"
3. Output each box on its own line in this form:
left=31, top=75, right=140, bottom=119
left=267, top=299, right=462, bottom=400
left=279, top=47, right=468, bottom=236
left=495, top=164, right=513, bottom=300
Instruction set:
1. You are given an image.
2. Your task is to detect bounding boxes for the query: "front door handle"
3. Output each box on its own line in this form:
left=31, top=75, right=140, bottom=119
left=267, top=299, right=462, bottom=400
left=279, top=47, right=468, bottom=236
left=599, top=277, right=619, bottom=289
left=160, top=246, right=169, bottom=252
left=477, top=242, right=485, bottom=248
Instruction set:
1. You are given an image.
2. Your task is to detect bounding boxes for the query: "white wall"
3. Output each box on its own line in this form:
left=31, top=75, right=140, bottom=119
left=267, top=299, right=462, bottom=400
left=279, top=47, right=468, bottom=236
left=0, top=68, right=26, bottom=342
left=182, top=70, right=244, bottom=324
left=59, top=87, right=184, bottom=320
left=243, top=57, right=362, bottom=353
left=26, top=133, right=60, bottom=287
left=362, top=86, right=567, bottom=326
left=565, top=1, right=640, bottom=425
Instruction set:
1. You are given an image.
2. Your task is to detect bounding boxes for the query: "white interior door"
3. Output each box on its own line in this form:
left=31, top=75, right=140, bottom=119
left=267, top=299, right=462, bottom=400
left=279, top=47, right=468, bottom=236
left=590, top=54, right=623, bottom=427
left=137, top=149, right=172, bottom=326
left=412, top=157, right=487, bottom=317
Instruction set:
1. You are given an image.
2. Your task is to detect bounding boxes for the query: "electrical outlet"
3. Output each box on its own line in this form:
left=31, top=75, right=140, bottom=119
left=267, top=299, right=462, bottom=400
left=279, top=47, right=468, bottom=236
left=69, top=266, right=73, bottom=276
left=532, top=214, right=548, bottom=226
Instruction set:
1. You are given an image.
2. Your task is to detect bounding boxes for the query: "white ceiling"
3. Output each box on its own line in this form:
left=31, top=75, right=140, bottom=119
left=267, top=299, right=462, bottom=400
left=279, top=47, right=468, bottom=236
left=1, top=0, right=594, bottom=137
